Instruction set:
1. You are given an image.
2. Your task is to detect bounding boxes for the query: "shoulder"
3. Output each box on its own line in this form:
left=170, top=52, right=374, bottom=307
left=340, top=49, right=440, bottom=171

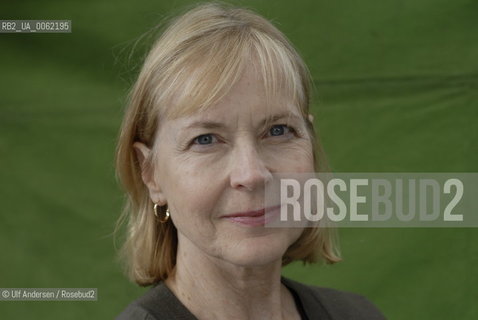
left=282, top=277, right=386, bottom=320
left=115, top=282, right=197, bottom=320
left=116, top=303, right=156, bottom=320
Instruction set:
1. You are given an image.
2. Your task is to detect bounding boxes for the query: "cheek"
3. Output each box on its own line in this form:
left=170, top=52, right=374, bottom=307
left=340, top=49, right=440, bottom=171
left=163, top=167, right=224, bottom=225
left=265, top=142, right=315, bottom=172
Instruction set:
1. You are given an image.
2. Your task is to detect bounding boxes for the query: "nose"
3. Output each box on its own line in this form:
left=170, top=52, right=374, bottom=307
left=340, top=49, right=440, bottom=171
left=229, top=141, right=273, bottom=191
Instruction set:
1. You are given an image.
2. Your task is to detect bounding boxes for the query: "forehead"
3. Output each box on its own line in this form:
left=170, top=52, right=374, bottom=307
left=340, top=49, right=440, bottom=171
left=162, top=63, right=302, bottom=123
left=167, top=66, right=302, bottom=125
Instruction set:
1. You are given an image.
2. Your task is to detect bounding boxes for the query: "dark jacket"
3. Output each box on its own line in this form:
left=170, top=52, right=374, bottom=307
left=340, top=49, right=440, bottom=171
left=116, top=277, right=385, bottom=319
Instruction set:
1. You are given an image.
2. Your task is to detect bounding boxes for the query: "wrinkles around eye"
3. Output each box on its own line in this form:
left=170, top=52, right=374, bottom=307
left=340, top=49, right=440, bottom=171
left=187, top=124, right=301, bottom=151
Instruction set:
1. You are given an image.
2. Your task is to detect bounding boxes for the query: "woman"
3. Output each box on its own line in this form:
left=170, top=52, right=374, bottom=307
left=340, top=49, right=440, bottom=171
left=115, top=3, right=385, bottom=319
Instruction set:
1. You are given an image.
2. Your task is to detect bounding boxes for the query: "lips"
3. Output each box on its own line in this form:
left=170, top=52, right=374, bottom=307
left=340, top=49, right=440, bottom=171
left=222, top=205, right=281, bottom=226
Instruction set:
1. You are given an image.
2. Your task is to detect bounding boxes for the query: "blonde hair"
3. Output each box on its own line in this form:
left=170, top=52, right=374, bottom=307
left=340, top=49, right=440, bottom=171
left=115, top=2, right=340, bottom=286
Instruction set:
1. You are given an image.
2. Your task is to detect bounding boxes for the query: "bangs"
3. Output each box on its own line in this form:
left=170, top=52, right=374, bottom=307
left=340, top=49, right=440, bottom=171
left=152, top=26, right=309, bottom=121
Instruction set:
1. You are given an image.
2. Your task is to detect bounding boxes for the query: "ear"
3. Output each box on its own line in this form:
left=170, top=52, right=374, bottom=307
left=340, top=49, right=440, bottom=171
left=133, top=141, right=167, bottom=205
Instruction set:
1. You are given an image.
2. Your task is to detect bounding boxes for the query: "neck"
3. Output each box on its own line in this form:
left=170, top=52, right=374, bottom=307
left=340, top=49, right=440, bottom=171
left=165, top=237, right=300, bottom=320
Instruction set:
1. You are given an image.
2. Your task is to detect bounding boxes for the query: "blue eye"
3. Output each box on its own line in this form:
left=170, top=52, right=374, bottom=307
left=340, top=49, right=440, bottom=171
left=269, top=124, right=290, bottom=136
left=194, top=134, right=216, bottom=145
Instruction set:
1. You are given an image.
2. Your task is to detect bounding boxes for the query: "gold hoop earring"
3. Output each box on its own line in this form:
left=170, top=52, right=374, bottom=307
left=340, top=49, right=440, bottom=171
left=153, top=203, right=170, bottom=223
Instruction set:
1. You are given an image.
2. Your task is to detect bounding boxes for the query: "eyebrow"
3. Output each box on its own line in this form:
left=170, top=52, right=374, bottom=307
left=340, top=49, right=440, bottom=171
left=184, top=112, right=302, bottom=130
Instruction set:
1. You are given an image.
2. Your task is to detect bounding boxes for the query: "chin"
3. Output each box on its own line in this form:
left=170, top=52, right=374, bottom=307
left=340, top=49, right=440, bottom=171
left=222, top=233, right=294, bottom=267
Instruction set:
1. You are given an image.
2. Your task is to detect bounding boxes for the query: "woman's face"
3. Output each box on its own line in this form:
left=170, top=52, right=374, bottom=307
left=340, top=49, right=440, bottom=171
left=140, top=67, right=315, bottom=267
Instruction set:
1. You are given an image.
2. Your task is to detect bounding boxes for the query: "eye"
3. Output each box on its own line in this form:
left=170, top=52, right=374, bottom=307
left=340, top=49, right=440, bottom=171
left=268, top=124, right=293, bottom=137
left=193, top=134, right=217, bottom=145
